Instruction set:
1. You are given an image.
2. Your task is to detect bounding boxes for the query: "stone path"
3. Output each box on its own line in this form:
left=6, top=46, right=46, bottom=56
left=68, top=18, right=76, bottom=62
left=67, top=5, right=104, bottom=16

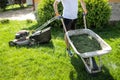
left=0, top=7, right=36, bottom=20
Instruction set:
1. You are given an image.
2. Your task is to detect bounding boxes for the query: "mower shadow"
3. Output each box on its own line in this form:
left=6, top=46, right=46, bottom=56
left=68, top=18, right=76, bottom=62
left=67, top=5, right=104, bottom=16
left=70, top=55, right=114, bottom=80
left=14, top=40, right=55, bottom=49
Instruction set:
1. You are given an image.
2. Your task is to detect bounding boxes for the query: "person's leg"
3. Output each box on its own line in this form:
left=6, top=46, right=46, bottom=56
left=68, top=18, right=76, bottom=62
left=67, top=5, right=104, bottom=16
left=63, top=18, right=71, bottom=49
left=71, top=19, right=77, bottom=30
left=67, top=19, right=77, bottom=55
left=63, top=18, right=77, bottom=49
left=63, top=18, right=76, bottom=56
left=63, top=18, right=72, bottom=31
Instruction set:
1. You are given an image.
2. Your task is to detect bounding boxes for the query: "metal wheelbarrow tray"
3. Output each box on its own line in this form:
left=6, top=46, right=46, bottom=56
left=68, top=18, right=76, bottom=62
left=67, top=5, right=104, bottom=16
left=66, top=28, right=111, bottom=58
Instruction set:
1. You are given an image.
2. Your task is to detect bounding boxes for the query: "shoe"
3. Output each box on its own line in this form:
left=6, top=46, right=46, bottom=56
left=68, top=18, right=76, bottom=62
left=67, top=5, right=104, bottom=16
left=67, top=48, right=73, bottom=57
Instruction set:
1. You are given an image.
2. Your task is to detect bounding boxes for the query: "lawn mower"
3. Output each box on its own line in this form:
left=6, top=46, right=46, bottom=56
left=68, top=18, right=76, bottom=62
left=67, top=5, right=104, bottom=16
left=9, top=16, right=60, bottom=46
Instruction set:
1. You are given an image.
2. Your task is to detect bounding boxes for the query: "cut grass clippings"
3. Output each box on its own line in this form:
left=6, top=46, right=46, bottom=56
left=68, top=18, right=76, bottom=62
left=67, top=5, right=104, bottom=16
left=70, top=34, right=101, bottom=53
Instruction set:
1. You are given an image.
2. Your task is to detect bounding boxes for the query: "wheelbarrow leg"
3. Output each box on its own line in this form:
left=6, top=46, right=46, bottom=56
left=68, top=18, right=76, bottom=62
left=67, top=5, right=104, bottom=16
left=83, top=57, right=101, bottom=73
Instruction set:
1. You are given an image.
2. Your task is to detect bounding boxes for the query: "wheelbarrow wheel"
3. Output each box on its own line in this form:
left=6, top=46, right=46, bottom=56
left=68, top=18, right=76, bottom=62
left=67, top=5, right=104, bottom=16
left=66, top=49, right=74, bottom=57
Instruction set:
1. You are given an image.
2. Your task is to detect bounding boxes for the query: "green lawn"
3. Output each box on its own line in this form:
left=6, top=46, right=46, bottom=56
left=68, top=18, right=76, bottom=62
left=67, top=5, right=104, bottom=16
left=0, top=20, right=120, bottom=80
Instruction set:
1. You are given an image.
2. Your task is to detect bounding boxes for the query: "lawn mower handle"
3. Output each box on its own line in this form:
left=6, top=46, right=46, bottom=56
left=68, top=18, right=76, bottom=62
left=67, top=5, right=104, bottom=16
left=35, top=16, right=62, bottom=31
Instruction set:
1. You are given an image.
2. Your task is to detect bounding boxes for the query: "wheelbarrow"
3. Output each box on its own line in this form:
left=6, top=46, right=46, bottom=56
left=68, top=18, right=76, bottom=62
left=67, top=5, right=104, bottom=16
left=61, top=14, right=112, bottom=74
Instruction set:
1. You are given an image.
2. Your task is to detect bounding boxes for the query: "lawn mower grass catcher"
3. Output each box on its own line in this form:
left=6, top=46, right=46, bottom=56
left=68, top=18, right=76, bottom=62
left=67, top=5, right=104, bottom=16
left=9, top=16, right=59, bottom=46
left=61, top=15, right=112, bottom=74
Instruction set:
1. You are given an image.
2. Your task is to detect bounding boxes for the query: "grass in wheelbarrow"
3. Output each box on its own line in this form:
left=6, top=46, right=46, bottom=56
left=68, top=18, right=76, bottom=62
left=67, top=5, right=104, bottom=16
left=70, top=34, right=102, bottom=53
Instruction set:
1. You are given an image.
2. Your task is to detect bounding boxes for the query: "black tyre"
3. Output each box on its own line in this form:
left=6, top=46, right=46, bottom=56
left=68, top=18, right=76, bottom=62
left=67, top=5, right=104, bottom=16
left=9, top=41, right=16, bottom=46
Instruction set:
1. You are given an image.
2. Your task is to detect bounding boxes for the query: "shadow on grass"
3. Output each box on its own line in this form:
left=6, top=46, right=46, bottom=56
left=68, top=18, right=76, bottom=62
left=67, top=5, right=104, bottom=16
left=14, top=40, right=54, bottom=49
left=70, top=55, right=114, bottom=80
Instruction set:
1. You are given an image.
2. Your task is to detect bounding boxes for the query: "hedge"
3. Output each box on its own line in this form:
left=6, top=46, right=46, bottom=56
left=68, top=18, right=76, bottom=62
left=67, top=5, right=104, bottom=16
left=0, top=0, right=8, bottom=11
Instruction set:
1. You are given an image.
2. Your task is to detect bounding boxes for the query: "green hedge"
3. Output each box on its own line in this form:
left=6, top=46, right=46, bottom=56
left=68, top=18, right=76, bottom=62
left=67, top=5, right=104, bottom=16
left=36, top=0, right=111, bottom=29
left=83, top=0, right=111, bottom=28
left=36, top=0, right=62, bottom=28
left=0, top=0, right=8, bottom=11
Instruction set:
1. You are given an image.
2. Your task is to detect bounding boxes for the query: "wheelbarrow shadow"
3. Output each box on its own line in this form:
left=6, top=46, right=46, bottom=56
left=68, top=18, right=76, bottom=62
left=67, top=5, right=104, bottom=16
left=70, top=55, right=114, bottom=80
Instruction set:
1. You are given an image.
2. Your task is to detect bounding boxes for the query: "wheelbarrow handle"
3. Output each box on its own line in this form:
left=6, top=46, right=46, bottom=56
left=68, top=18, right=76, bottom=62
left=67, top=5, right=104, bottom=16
left=83, top=13, right=87, bottom=29
left=60, top=17, right=67, bottom=33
